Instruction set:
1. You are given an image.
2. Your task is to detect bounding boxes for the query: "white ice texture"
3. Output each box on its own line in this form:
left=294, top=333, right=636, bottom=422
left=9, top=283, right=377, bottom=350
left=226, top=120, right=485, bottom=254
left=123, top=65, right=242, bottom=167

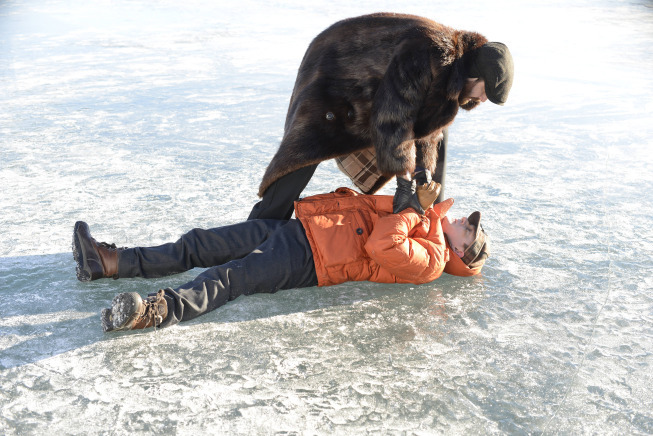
left=1, top=0, right=652, bottom=434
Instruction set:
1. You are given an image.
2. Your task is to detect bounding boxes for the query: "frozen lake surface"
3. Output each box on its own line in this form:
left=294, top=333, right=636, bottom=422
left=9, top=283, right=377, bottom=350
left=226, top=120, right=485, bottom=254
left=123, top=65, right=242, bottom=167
left=1, top=0, right=652, bottom=434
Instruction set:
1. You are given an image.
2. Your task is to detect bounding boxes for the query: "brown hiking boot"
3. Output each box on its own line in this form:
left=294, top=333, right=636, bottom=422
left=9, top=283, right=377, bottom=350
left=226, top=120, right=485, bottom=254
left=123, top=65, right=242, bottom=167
left=72, top=221, right=123, bottom=281
left=101, top=289, right=168, bottom=332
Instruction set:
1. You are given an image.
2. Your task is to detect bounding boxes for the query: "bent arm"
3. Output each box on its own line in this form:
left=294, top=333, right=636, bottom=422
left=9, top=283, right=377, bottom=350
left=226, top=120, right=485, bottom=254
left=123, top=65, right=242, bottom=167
left=364, top=210, right=446, bottom=284
left=371, top=42, right=433, bottom=175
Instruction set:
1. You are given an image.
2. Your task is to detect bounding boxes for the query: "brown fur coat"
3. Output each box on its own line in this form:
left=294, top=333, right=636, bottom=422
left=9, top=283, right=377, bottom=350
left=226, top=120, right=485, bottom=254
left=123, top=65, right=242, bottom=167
left=258, top=13, right=488, bottom=196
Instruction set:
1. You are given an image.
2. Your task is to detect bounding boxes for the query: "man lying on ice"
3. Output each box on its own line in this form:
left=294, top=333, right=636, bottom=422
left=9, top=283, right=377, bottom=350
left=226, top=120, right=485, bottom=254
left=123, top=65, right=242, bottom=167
left=72, top=182, right=489, bottom=333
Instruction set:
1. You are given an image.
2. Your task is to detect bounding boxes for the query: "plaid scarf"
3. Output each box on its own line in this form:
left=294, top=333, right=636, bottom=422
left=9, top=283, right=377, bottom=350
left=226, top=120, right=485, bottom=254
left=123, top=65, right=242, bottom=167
left=335, top=149, right=392, bottom=194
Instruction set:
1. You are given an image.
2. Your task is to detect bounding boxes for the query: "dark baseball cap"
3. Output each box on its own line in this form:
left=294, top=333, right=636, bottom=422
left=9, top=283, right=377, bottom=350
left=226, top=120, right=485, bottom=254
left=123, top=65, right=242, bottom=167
left=460, top=211, right=490, bottom=268
left=468, top=42, right=514, bottom=105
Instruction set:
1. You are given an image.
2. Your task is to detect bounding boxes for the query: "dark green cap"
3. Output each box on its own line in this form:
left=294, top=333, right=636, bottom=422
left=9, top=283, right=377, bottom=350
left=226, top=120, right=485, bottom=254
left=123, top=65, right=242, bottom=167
left=469, top=42, right=514, bottom=105
left=461, top=211, right=490, bottom=268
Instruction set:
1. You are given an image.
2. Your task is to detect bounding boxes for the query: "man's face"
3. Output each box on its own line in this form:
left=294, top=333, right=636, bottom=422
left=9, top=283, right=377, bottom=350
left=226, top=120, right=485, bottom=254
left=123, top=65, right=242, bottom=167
left=459, top=78, right=487, bottom=110
left=442, top=215, right=477, bottom=258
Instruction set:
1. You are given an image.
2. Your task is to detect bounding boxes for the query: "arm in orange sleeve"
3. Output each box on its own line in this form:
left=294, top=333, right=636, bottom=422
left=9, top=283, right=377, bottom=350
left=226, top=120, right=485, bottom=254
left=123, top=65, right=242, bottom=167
left=364, top=209, right=448, bottom=284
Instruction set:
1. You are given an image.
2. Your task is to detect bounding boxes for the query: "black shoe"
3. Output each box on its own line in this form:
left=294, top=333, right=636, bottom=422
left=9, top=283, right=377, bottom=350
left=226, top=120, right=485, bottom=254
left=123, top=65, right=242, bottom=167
left=72, top=221, right=122, bottom=282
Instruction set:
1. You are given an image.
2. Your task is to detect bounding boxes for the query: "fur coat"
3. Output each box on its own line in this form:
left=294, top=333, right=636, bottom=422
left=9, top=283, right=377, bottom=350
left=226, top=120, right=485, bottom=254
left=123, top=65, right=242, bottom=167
left=258, top=13, right=488, bottom=197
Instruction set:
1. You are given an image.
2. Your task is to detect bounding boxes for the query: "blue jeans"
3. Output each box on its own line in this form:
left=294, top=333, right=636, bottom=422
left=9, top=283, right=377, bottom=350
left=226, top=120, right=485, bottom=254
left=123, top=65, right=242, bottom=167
left=117, top=219, right=318, bottom=327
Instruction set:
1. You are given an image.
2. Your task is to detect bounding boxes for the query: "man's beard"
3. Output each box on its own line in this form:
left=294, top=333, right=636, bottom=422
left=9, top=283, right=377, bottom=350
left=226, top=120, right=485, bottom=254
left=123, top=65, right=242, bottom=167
left=459, top=99, right=481, bottom=111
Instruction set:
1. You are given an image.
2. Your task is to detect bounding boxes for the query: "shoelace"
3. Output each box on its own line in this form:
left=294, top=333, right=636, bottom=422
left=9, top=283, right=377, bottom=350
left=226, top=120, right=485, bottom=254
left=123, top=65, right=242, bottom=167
left=138, top=291, right=166, bottom=328
left=98, top=241, right=127, bottom=251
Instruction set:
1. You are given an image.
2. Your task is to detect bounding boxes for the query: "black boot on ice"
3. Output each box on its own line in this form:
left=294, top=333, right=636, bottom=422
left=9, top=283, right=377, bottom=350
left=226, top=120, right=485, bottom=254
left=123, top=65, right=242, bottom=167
left=101, top=289, right=168, bottom=333
left=72, top=221, right=124, bottom=281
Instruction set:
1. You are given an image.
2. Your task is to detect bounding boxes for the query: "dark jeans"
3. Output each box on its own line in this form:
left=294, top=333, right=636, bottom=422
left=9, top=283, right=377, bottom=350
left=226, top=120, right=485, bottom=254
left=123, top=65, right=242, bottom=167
left=118, top=219, right=318, bottom=327
left=434, top=128, right=447, bottom=204
left=248, top=128, right=448, bottom=220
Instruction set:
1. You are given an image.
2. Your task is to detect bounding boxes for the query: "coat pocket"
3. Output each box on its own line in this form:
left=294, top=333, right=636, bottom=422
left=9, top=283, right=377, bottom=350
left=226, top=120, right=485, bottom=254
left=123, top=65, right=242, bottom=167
left=307, top=212, right=369, bottom=268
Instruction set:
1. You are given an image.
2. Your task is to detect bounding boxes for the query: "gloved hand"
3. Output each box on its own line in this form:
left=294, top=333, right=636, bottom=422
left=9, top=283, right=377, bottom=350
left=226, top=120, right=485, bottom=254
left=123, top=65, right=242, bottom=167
left=393, top=177, right=425, bottom=214
left=416, top=181, right=441, bottom=211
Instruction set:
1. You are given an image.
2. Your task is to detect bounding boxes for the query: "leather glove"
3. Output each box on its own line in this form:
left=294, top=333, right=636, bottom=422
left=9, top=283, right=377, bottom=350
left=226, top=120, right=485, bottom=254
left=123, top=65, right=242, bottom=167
left=393, top=177, right=425, bottom=214
left=416, top=181, right=441, bottom=211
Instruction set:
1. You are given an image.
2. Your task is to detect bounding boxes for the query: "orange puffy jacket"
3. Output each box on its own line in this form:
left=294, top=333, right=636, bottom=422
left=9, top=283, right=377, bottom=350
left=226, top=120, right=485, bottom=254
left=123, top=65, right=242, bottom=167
left=295, top=187, right=454, bottom=286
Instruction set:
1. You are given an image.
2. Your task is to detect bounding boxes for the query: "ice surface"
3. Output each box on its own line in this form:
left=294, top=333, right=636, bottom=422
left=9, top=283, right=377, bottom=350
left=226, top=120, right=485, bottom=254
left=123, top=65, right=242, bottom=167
left=1, top=0, right=652, bottom=434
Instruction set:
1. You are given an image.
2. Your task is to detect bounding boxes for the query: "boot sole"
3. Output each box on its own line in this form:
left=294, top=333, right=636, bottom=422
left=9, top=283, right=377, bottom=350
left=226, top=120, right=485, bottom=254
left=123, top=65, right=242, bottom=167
left=109, top=292, right=143, bottom=331
left=101, top=308, right=114, bottom=332
left=72, top=221, right=104, bottom=282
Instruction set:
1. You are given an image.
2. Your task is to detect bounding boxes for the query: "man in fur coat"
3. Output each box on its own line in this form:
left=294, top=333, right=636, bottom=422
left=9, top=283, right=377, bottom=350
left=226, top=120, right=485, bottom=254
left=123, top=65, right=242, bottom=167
left=249, top=13, right=514, bottom=220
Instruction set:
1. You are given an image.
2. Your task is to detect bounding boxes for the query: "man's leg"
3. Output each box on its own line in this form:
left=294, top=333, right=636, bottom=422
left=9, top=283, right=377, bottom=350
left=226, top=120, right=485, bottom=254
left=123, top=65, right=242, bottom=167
left=247, top=164, right=318, bottom=221
left=157, top=219, right=318, bottom=327
left=433, top=128, right=447, bottom=204
left=118, top=219, right=289, bottom=279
